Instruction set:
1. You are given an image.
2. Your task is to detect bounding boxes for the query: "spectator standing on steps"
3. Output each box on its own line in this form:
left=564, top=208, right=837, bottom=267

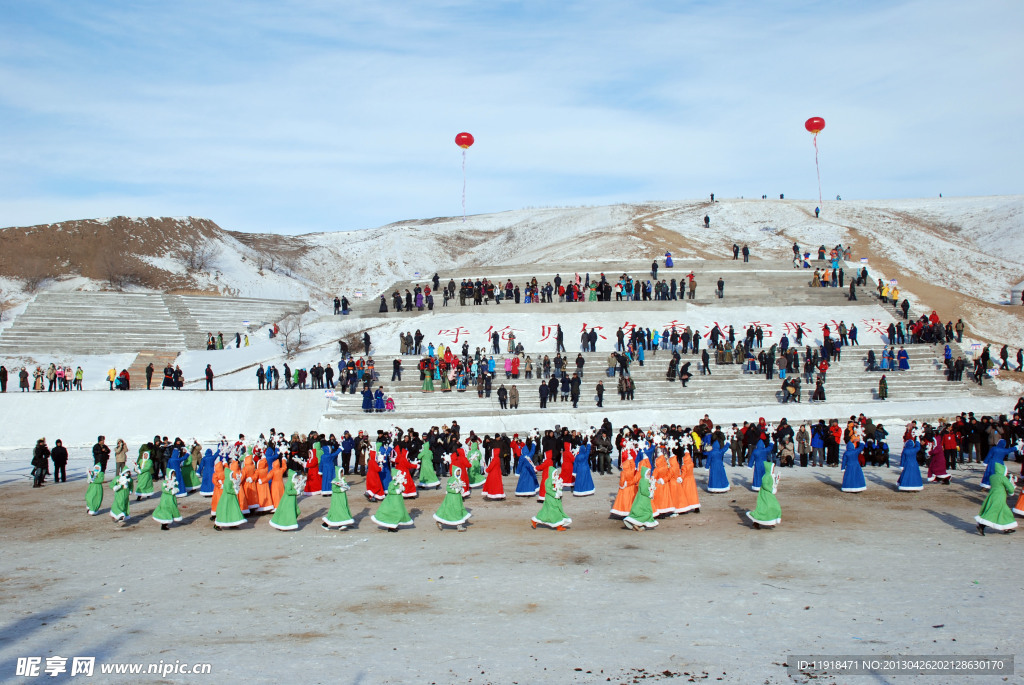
left=509, top=385, right=519, bottom=409
left=717, top=278, right=724, bottom=299
left=742, top=245, right=750, bottom=262
left=651, top=260, right=658, bottom=279
left=205, top=364, right=214, bottom=390
left=363, top=332, right=371, bottom=355
left=596, top=380, right=604, bottom=407
left=145, top=363, right=154, bottom=390
left=497, top=384, right=508, bottom=409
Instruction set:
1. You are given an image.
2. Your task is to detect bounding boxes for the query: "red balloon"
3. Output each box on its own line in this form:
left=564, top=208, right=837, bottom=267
left=455, top=132, right=475, bottom=149
left=805, top=117, right=825, bottom=134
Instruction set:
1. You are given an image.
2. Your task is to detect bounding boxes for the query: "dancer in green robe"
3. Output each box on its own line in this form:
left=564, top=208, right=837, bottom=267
left=152, top=472, right=183, bottom=529
left=467, top=443, right=486, bottom=488
left=322, top=466, right=355, bottom=530
left=532, top=466, right=571, bottom=530
left=270, top=471, right=305, bottom=531
left=975, top=462, right=1018, bottom=535
left=747, top=461, right=782, bottom=528
left=180, top=450, right=202, bottom=493
left=214, top=470, right=247, bottom=529
left=433, top=467, right=471, bottom=530
left=371, top=469, right=414, bottom=530
left=85, top=465, right=104, bottom=516
left=133, top=451, right=155, bottom=500
left=417, top=443, right=440, bottom=489
left=109, top=469, right=133, bottom=522
left=623, top=466, right=658, bottom=530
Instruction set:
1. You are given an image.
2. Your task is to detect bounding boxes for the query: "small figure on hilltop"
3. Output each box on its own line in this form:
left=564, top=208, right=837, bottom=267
left=704, top=214, right=710, bottom=228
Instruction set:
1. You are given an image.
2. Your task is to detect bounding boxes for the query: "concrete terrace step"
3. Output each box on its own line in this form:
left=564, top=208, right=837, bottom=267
left=0, top=291, right=310, bottom=354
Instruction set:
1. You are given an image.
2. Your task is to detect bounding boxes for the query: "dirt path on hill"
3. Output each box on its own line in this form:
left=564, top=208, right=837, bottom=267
left=778, top=207, right=1024, bottom=348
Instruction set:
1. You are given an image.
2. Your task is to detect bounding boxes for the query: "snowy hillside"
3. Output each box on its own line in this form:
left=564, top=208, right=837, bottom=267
left=2, top=196, right=1022, bottom=341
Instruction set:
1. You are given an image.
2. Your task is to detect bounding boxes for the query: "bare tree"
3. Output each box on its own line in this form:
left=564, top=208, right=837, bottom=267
left=102, top=254, right=146, bottom=291
left=277, top=314, right=305, bottom=358
left=183, top=241, right=217, bottom=272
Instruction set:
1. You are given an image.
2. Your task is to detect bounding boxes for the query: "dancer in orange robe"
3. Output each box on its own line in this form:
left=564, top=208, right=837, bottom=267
left=482, top=447, right=506, bottom=500
left=254, top=454, right=274, bottom=513
left=610, top=450, right=639, bottom=517
left=241, top=454, right=259, bottom=513
left=650, top=453, right=675, bottom=517
left=229, top=459, right=249, bottom=513
left=664, top=451, right=686, bottom=516
left=677, top=451, right=701, bottom=513
left=210, top=461, right=225, bottom=518
left=269, top=457, right=287, bottom=509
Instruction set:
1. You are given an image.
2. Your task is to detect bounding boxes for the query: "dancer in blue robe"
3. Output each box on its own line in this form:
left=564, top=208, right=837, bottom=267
left=749, top=440, right=772, bottom=491
left=896, top=439, right=923, bottom=491
left=377, top=446, right=393, bottom=491
left=840, top=441, right=867, bottom=492
left=199, top=448, right=216, bottom=496
left=167, top=448, right=187, bottom=497
left=515, top=443, right=540, bottom=497
left=704, top=439, right=731, bottom=492
left=981, top=439, right=1011, bottom=490
left=572, top=443, right=595, bottom=496
left=319, top=446, right=338, bottom=496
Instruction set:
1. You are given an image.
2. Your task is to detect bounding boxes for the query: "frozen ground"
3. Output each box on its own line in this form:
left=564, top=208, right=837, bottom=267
left=0, top=456, right=1019, bottom=685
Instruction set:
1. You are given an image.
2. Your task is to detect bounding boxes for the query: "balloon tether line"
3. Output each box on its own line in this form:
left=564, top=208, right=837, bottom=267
left=462, top=150, right=467, bottom=222
left=814, top=134, right=822, bottom=211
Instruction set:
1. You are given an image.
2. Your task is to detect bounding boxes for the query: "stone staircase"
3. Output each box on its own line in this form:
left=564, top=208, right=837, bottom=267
left=125, top=350, right=181, bottom=389
left=320, top=342, right=996, bottom=426
left=348, top=258, right=861, bottom=316
left=0, top=292, right=310, bottom=354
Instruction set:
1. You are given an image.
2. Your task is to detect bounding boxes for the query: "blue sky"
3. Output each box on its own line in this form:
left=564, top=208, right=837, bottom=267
left=0, top=0, right=1021, bottom=234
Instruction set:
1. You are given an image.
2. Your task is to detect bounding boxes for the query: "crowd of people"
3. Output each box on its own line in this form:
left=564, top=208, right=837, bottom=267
left=58, top=397, right=1024, bottom=535
left=0, top=363, right=84, bottom=392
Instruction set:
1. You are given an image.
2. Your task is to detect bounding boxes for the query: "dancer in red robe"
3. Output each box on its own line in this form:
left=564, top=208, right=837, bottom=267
left=364, top=449, right=386, bottom=501
left=394, top=445, right=419, bottom=499
left=482, top=446, right=506, bottom=500
left=450, top=447, right=472, bottom=498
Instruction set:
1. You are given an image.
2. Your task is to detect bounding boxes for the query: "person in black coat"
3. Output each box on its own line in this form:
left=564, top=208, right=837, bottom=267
left=51, top=439, right=68, bottom=483
left=32, top=438, right=50, bottom=487
left=539, top=381, right=549, bottom=408
left=363, top=332, right=371, bottom=355
left=547, top=376, right=559, bottom=403
left=92, top=436, right=111, bottom=473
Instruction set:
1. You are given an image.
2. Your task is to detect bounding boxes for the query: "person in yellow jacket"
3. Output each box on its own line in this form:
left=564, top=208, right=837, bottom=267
left=107, top=368, right=116, bottom=391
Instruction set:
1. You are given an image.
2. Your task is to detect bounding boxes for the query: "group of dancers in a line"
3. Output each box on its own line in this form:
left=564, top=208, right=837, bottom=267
left=82, top=425, right=1022, bottom=535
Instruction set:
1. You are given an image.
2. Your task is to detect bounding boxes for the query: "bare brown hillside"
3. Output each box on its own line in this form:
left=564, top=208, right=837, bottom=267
left=0, top=216, right=226, bottom=291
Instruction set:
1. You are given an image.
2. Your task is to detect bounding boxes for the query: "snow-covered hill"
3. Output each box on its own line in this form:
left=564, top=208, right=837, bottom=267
left=2, top=196, right=1022, bottom=338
